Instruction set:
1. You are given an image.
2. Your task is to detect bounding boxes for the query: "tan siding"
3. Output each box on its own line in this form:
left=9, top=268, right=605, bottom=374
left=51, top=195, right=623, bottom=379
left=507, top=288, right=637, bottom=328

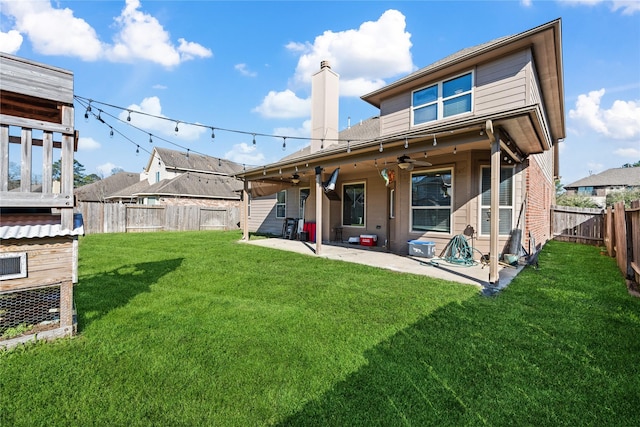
left=379, top=93, right=411, bottom=136
left=475, top=50, right=529, bottom=116
left=249, top=195, right=282, bottom=235
left=0, top=237, right=74, bottom=292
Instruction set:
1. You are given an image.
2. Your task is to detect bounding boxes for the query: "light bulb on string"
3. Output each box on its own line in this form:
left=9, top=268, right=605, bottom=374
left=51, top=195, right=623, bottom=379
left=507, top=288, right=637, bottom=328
left=347, top=140, right=351, bottom=153
left=379, top=141, right=383, bottom=152
left=211, top=128, right=215, bottom=139
left=149, top=134, right=153, bottom=144
left=433, top=134, right=437, bottom=146
left=218, top=158, right=222, bottom=167
left=321, top=139, right=324, bottom=149
left=453, top=146, right=457, bottom=154
left=136, top=145, right=139, bottom=155
left=252, top=134, right=256, bottom=145
left=109, top=127, right=114, bottom=138
left=127, top=111, right=131, bottom=122
left=282, top=137, right=287, bottom=151
left=404, top=137, right=409, bottom=149
left=174, top=122, right=179, bottom=134
left=186, top=149, right=190, bottom=159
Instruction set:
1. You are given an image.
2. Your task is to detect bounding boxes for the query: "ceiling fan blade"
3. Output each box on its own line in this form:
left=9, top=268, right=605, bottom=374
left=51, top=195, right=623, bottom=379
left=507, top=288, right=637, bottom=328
left=413, top=160, right=432, bottom=167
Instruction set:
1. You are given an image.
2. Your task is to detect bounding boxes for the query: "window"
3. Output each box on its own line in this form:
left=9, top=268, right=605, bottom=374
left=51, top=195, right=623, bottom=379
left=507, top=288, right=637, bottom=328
left=155, top=171, right=160, bottom=183
left=276, top=190, right=286, bottom=218
left=411, top=169, right=452, bottom=233
left=412, top=72, right=473, bottom=126
left=480, top=167, right=514, bottom=235
left=299, top=188, right=310, bottom=219
left=342, top=182, right=365, bottom=227
left=578, top=186, right=595, bottom=196
left=0, top=252, right=27, bottom=281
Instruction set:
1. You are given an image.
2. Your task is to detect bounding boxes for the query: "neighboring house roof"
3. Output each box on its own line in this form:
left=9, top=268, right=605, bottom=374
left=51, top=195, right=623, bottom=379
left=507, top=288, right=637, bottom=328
left=74, top=171, right=140, bottom=202
left=149, top=146, right=244, bottom=175
left=565, top=167, right=640, bottom=189
left=104, top=179, right=153, bottom=201
left=135, top=171, right=243, bottom=200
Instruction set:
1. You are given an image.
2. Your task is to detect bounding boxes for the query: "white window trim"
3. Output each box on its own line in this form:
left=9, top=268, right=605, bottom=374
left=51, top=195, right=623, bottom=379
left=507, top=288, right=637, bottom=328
left=410, top=167, right=454, bottom=235
left=479, top=165, right=515, bottom=237
left=0, top=252, right=28, bottom=281
left=411, top=70, right=474, bottom=127
left=342, top=181, right=366, bottom=228
left=276, top=190, right=287, bottom=219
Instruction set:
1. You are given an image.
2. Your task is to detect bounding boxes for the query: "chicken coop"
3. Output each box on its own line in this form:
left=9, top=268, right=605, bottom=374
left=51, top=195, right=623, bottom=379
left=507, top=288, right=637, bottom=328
left=0, top=53, right=83, bottom=349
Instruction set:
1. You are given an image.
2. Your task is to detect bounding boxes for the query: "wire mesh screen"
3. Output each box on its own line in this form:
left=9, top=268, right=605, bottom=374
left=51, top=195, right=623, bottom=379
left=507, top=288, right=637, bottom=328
left=0, top=286, right=61, bottom=338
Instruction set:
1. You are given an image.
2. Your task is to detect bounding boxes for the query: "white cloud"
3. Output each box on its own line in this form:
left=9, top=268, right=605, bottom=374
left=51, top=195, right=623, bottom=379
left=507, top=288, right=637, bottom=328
left=0, top=29, right=23, bottom=54
left=0, top=0, right=211, bottom=66
left=614, top=147, right=640, bottom=158
left=120, top=96, right=206, bottom=140
left=289, top=9, right=414, bottom=95
left=559, top=0, right=640, bottom=14
left=224, top=142, right=265, bottom=166
left=235, top=63, right=257, bottom=77
left=107, top=0, right=211, bottom=67
left=521, top=0, right=533, bottom=7
left=273, top=120, right=312, bottom=139
left=152, top=84, right=167, bottom=90
left=568, top=88, right=640, bottom=139
left=78, top=137, right=101, bottom=151
left=252, top=90, right=311, bottom=119
left=0, top=0, right=104, bottom=60
left=96, top=162, right=117, bottom=177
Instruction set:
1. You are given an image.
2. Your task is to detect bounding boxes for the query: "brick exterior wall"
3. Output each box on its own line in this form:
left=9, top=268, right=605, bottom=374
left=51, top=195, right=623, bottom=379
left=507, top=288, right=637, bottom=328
left=524, top=156, right=554, bottom=253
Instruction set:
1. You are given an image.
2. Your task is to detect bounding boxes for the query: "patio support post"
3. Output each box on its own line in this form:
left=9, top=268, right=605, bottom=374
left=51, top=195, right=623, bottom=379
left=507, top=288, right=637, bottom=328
left=489, top=128, right=501, bottom=284
left=242, top=179, right=249, bottom=240
left=315, top=166, right=323, bottom=255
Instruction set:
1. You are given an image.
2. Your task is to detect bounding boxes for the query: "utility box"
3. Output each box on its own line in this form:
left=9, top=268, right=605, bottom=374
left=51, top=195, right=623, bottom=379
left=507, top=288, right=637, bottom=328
left=408, top=240, right=435, bottom=258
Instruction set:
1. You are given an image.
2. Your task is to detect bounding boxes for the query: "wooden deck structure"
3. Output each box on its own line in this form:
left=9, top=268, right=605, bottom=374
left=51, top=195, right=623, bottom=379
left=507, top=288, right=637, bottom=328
left=0, top=53, right=81, bottom=348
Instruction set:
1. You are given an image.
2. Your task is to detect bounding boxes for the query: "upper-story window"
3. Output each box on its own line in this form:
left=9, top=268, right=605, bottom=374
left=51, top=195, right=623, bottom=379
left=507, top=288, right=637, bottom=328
left=412, top=72, right=473, bottom=126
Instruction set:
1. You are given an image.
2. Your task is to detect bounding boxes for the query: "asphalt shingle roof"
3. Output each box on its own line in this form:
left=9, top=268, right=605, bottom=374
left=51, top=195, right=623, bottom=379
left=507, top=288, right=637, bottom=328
left=565, top=167, right=640, bottom=188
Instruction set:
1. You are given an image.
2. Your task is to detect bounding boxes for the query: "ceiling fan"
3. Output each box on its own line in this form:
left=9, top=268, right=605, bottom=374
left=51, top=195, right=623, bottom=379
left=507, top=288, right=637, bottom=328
left=290, top=173, right=301, bottom=185
left=396, top=155, right=432, bottom=171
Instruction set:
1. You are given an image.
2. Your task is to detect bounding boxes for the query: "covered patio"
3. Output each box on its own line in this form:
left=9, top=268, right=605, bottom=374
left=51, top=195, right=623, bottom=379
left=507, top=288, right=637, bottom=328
left=241, top=237, right=525, bottom=294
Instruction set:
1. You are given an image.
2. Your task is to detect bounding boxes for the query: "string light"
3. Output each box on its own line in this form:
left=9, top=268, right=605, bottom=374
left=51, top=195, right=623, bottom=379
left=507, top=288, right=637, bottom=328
left=174, top=122, right=179, bottom=133
left=109, top=127, right=114, bottom=138
left=282, top=137, right=287, bottom=151
left=127, top=110, right=131, bottom=122
left=218, top=158, right=222, bottom=167
left=97, top=112, right=104, bottom=123
left=433, top=134, right=437, bottom=146
left=404, top=137, right=409, bottom=149
left=453, top=146, right=457, bottom=154
left=136, top=145, right=139, bottom=155
left=211, top=127, right=215, bottom=139
left=263, top=167, right=266, bottom=175
left=321, top=139, right=324, bottom=149
left=347, top=140, right=351, bottom=153
left=186, top=149, right=190, bottom=159
left=149, top=133, right=153, bottom=144
left=379, top=141, right=383, bottom=152
left=252, top=134, right=256, bottom=145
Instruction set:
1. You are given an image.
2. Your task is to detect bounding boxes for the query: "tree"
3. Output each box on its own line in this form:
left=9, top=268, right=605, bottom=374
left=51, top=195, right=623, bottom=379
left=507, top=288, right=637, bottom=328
left=606, top=188, right=640, bottom=208
left=622, top=161, right=640, bottom=168
left=554, top=178, right=565, bottom=197
left=52, top=159, right=89, bottom=187
left=555, top=193, right=600, bottom=208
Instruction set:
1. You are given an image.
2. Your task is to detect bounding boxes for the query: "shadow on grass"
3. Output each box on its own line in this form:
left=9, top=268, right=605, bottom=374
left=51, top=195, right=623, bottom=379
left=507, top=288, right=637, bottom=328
left=74, top=258, right=184, bottom=332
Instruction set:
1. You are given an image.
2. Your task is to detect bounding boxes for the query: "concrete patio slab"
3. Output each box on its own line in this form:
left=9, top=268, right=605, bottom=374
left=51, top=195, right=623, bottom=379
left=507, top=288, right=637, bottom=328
left=240, top=237, right=525, bottom=294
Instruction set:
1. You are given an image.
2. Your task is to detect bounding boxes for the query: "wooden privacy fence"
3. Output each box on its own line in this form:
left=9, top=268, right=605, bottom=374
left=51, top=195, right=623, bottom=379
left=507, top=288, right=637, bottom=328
left=76, top=202, right=240, bottom=234
left=551, top=205, right=604, bottom=245
left=551, top=202, right=640, bottom=284
left=604, top=201, right=640, bottom=285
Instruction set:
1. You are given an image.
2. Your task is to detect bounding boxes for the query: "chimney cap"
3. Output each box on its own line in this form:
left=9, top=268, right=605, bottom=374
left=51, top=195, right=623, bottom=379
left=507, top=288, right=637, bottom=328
left=320, top=60, right=331, bottom=69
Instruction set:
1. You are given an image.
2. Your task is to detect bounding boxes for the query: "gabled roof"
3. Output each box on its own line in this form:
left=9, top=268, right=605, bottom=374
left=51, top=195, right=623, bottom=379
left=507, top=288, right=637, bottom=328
left=104, top=179, right=153, bottom=201
left=74, top=171, right=140, bottom=202
left=362, top=18, right=565, bottom=142
left=565, top=167, right=640, bottom=189
left=135, top=171, right=243, bottom=200
left=148, top=146, right=244, bottom=175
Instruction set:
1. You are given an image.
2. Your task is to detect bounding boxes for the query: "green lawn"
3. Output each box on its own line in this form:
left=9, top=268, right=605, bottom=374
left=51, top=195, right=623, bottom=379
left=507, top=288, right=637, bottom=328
left=1, top=231, right=638, bottom=426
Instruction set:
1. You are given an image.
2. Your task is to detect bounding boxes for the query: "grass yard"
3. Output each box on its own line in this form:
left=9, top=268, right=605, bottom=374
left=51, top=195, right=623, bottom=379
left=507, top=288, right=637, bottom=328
left=1, top=231, right=638, bottom=426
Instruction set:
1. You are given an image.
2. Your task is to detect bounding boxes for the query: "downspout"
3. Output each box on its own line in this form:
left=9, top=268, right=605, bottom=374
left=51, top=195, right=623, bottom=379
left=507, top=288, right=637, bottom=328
left=485, top=120, right=500, bottom=284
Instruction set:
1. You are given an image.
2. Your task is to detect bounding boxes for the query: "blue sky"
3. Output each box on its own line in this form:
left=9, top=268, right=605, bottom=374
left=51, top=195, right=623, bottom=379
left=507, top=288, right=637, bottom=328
left=1, top=0, right=639, bottom=186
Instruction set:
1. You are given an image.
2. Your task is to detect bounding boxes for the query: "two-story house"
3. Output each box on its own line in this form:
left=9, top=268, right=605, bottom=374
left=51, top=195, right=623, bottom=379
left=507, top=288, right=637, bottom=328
left=238, top=19, right=565, bottom=283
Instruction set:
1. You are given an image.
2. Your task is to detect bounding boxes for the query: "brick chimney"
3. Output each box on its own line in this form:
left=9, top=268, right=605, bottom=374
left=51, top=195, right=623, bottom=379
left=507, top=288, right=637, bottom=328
left=310, top=60, right=339, bottom=154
